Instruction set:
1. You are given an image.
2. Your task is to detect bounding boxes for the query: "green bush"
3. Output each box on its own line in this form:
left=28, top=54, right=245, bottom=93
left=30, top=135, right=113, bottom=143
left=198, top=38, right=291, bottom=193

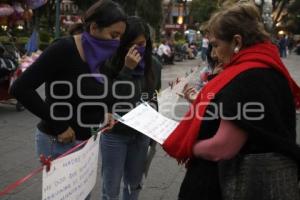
left=39, top=42, right=50, bottom=50
left=174, top=39, right=186, bottom=46
left=174, top=31, right=184, bottom=41
left=17, top=37, right=30, bottom=44
left=39, top=31, right=52, bottom=43
left=0, top=35, right=9, bottom=43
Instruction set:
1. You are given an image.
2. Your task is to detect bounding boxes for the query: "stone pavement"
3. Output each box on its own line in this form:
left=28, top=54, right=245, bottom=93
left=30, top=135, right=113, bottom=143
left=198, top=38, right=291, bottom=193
left=0, top=55, right=299, bottom=200
left=283, top=54, right=300, bottom=85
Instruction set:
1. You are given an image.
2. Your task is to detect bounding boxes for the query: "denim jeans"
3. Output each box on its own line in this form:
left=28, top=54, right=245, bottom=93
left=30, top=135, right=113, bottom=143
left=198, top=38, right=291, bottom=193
left=35, top=129, right=91, bottom=200
left=201, top=47, right=208, bottom=61
left=280, top=47, right=287, bottom=58
left=100, top=132, right=151, bottom=200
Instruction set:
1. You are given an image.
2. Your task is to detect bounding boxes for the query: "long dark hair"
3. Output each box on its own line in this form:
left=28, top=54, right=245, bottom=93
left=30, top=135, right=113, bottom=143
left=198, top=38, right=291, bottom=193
left=82, top=0, right=127, bottom=31
left=113, top=16, right=154, bottom=90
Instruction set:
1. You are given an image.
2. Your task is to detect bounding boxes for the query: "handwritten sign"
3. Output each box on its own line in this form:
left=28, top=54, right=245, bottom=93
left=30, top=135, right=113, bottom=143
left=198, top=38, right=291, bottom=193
left=42, top=136, right=100, bottom=200
left=119, top=103, right=179, bottom=144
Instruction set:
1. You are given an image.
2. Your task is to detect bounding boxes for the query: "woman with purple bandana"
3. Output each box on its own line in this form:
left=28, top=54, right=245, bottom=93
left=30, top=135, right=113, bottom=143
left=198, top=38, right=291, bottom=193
left=99, top=16, right=159, bottom=200
left=10, top=1, right=126, bottom=198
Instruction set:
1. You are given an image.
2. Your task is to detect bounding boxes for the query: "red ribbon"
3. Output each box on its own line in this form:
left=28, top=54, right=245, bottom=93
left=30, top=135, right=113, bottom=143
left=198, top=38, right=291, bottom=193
left=0, top=126, right=110, bottom=197
left=39, top=155, right=52, bottom=172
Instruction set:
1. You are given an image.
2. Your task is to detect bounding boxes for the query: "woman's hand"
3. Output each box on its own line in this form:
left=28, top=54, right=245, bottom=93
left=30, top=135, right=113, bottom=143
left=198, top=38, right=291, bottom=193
left=57, top=127, right=75, bottom=143
left=212, top=63, right=224, bottom=75
left=182, top=84, right=197, bottom=103
left=125, top=45, right=142, bottom=70
left=103, top=113, right=116, bottom=130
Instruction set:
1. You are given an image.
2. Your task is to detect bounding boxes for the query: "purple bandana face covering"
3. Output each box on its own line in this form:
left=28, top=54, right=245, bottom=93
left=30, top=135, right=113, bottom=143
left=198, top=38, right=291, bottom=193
left=132, top=46, right=146, bottom=76
left=81, top=31, right=120, bottom=83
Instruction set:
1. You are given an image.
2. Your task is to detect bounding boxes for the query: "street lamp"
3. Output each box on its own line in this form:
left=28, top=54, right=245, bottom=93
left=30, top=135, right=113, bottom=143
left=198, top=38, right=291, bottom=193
left=176, top=0, right=188, bottom=24
left=177, top=16, right=184, bottom=25
left=177, top=2, right=184, bottom=25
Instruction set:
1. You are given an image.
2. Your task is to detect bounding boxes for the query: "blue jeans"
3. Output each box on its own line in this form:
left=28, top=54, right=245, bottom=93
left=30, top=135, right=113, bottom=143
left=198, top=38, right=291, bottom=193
left=201, top=47, right=208, bottom=61
left=35, top=129, right=83, bottom=159
left=280, top=47, right=287, bottom=58
left=100, top=132, right=151, bottom=200
left=35, top=129, right=91, bottom=200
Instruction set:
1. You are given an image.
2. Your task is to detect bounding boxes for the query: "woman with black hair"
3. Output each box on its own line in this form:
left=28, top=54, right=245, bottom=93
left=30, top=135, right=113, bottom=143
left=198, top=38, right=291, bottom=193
left=10, top=0, right=126, bottom=169
left=100, top=16, right=157, bottom=200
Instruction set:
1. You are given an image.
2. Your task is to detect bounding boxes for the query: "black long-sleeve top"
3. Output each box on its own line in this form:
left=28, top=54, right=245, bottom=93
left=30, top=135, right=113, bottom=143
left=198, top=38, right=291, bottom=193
left=10, top=37, right=112, bottom=140
left=100, top=55, right=160, bottom=135
left=179, top=68, right=300, bottom=199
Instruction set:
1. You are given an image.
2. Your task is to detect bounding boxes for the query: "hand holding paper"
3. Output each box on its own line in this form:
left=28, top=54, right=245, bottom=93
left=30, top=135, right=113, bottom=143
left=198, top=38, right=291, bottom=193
left=182, top=83, right=198, bottom=103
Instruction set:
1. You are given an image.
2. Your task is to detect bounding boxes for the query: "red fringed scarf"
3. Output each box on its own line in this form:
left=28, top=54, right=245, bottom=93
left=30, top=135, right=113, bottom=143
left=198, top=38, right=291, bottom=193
left=162, top=42, right=300, bottom=163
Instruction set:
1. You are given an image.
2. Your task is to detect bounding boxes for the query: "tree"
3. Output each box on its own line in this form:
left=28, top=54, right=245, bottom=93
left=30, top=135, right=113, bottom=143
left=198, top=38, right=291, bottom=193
left=72, top=0, right=164, bottom=39
left=73, top=0, right=95, bottom=10
left=113, top=0, right=138, bottom=15
left=137, top=0, right=163, bottom=36
left=189, top=0, right=218, bottom=24
left=285, top=0, right=300, bottom=33
left=115, top=0, right=163, bottom=40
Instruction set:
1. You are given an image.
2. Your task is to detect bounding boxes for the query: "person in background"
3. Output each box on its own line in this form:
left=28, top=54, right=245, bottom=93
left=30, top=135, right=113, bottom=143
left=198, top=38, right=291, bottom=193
left=152, top=42, right=158, bottom=55
left=157, top=39, right=173, bottom=65
left=201, top=33, right=209, bottom=64
left=287, top=35, right=295, bottom=55
left=189, top=41, right=198, bottom=58
left=279, top=34, right=288, bottom=58
left=100, top=16, right=159, bottom=200
left=295, top=40, right=300, bottom=55
left=156, top=39, right=166, bottom=63
left=182, top=40, right=195, bottom=60
left=167, top=39, right=175, bottom=64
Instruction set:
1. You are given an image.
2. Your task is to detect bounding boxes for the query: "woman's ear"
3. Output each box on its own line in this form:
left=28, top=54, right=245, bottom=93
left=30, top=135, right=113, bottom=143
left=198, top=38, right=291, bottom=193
left=89, top=22, right=98, bottom=35
left=233, top=34, right=242, bottom=50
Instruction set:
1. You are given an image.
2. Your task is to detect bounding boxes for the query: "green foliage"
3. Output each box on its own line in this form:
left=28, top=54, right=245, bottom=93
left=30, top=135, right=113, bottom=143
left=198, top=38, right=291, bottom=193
left=113, top=0, right=138, bottom=15
left=0, top=36, right=9, bottom=43
left=16, top=36, right=30, bottom=44
left=39, top=31, right=52, bottom=43
left=288, top=0, right=300, bottom=13
left=137, top=0, right=163, bottom=30
left=189, top=0, right=218, bottom=24
left=174, top=39, right=186, bottom=46
left=285, top=0, right=300, bottom=33
left=39, top=42, right=51, bottom=50
left=114, top=0, right=163, bottom=39
left=72, top=0, right=95, bottom=10
left=174, top=31, right=185, bottom=41
left=72, top=0, right=163, bottom=32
